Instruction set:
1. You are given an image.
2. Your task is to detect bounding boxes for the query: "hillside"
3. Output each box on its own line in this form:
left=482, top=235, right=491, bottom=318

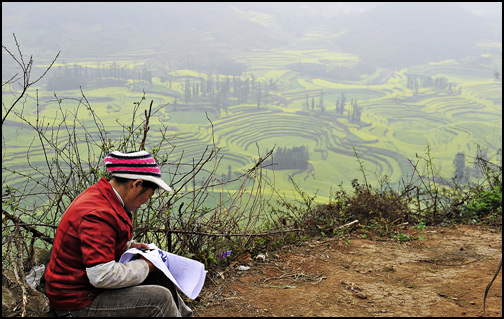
left=2, top=3, right=500, bottom=66
left=192, top=225, right=502, bottom=317
left=334, top=2, right=499, bottom=67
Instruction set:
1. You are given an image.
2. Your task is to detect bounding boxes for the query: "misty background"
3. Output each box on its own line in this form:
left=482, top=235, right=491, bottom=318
left=2, top=2, right=502, bottom=75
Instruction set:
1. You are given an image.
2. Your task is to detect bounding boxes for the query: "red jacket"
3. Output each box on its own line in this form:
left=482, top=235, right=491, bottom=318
left=45, top=178, right=133, bottom=310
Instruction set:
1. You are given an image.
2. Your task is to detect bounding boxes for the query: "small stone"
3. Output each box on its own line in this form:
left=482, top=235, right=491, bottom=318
left=355, top=293, right=368, bottom=299
left=255, top=254, right=266, bottom=262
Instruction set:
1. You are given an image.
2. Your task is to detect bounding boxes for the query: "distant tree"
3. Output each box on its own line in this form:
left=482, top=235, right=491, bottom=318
left=349, top=101, right=354, bottom=122
left=319, top=90, right=324, bottom=110
left=207, top=72, right=213, bottom=93
left=200, top=78, right=205, bottom=95
left=256, top=85, right=262, bottom=108
left=335, top=93, right=346, bottom=115
left=263, top=85, right=270, bottom=106
left=353, top=101, right=362, bottom=123
left=144, top=69, right=152, bottom=84
left=184, top=78, right=191, bottom=104
left=268, top=79, right=275, bottom=90
left=194, top=81, right=199, bottom=97
left=453, top=152, right=466, bottom=182
left=242, top=77, right=250, bottom=101
left=224, top=76, right=230, bottom=94
left=423, top=76, right=433, bottom=87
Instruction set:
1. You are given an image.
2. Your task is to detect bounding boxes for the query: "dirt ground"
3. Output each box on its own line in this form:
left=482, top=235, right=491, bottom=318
left=191, top=225, right=502, bottom=317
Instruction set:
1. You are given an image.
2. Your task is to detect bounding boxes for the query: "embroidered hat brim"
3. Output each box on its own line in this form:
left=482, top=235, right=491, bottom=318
left=105, top=151, right=172, bottom=192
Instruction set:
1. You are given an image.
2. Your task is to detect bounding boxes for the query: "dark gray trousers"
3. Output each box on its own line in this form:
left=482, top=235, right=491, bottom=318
left=61, top=271, right=193, bottom=317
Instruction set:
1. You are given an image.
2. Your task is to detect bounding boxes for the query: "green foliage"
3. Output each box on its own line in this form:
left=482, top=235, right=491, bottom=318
left=412, top=221, right=427, bottom=231
left=273, top=147, right=502, bottom=243
left=391, top=233, right=414, bottom=242
left=466, top=186, right=502, bottom=219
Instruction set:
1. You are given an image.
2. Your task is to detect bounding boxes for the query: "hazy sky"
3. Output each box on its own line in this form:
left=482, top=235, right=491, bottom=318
left=2, top=2, right=501, bottom=72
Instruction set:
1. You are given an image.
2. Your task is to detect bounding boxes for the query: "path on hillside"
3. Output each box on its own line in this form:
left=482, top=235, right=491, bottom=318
left=191, top=225, right=502, bottom=317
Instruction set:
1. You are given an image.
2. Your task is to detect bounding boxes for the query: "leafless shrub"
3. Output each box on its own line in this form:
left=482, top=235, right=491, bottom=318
left=2, top=36, right=296, bottom=285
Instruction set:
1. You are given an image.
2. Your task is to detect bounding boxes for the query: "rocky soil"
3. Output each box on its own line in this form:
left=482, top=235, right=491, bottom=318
left=2, top=225, right=501, bottom=317
left=192, top=225, right=502, bottom=317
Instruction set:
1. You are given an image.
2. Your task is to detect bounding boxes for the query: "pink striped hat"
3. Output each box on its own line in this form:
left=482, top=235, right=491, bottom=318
left=104, top=151, right=172, bottom=192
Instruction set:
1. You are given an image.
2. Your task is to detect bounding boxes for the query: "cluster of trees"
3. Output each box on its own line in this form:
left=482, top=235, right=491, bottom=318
left=46, top=58, right=279, bottom=111
left=335, top=93, right=362, bottom=123
left=303, top=91, right=363, bottom=123
left=46, top=62, right=153, bottom=90
left=272, top=145, right=309, bottom=170
left=177, top=73, right=277, bottom=110
left=348, top=100, right=362, bottom=123
left=179, top=73, right=254, bottom=104
left=406, top=74, right=461, bottom=95
left=305, top=91, right=323, bottom=112
left=335, top=92, right=346, bottom=115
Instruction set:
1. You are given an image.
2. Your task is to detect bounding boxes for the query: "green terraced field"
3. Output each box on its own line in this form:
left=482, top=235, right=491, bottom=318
left=3, top=48, right=502, bottom=203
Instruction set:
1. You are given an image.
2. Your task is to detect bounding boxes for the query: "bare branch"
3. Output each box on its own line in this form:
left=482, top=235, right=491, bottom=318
left=2, top=33, right=60, bottom=124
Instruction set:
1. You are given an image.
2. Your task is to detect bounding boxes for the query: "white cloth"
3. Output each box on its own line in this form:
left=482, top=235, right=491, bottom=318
left=110, top=185, right=125, bottom=208
left=120, top=243, right=207, bottom=300
left=86, top=259, right=150, bottom=289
